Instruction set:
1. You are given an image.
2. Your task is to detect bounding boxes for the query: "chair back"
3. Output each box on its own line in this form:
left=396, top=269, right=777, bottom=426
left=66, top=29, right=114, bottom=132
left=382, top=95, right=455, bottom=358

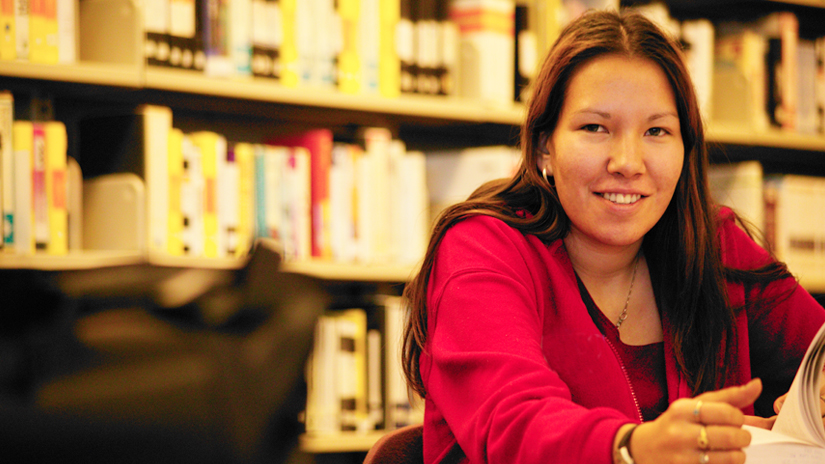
left=363, top=424, right=424, bottom=464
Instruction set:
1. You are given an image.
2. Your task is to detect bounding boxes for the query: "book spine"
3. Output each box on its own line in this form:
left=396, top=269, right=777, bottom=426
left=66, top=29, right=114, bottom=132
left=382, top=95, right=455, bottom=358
left=397, top=0, right=415, bottom=94
left=279, top=0, right=299, bottom=86
left=251, top=0, right=279, bottom=78
left=56, top=0, right=74, bottom=63
left=44, top=120, right=66, bottom=254
left=235, top=142, right=255, bottom=257
left=31, top=122, right=47, bottom=250
left=180, top=133, right=204, bottom=256
left=359, top=0, right=379, bottom=94
left=169, top=0, right=199, bottom=70
left=221, top=140, right=239, bottom=256
left=12, top=120, right=32, bottom=254
left=0, top=91, right=12, bottom=249
left=144, top=0, right=171, bottom=66
left=0, top=0, right=16, bottom=60
left=142, top=105, right=173, bottom=255
left=28, top=0, right=58, bottom=64
left=167, top=127, right=185, bottom=256
left=337, top=0, right=361, bottom=93
left=203, top=0, right=232, bottom=76
left=378, top=0, right=399, bottom=97
left=14, top=0, right=28, bottom=60
left=228, top=0, right=252, bottom=76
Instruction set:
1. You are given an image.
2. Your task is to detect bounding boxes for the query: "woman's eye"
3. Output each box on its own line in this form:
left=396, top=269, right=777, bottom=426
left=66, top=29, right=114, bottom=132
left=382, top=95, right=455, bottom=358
left=582, top=124, right=604, bottom=133
left=646, top=127, right=667, bottom=136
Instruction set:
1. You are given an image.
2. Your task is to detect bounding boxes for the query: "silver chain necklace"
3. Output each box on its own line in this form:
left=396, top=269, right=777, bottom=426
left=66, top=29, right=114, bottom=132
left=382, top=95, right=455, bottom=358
left=614, top=256, right=640, bottom=329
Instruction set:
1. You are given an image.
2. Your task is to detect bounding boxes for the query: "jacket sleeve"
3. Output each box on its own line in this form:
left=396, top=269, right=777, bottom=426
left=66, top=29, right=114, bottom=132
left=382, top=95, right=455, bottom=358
left=421, top=216, right=630, bottom=464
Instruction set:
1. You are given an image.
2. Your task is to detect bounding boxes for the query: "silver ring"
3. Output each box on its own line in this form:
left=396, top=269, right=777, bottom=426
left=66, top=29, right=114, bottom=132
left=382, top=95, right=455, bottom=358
left=700, top=451, right=709, bottom=464
left=693, top=400, right=703, bottom=422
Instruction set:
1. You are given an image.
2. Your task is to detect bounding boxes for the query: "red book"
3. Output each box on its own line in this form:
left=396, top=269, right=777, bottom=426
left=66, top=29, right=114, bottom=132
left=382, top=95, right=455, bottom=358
left=267, top=129, right=334, bottom=259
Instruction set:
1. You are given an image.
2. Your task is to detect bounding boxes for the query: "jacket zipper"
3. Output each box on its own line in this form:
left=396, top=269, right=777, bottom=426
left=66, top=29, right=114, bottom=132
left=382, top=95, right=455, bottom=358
left=604, top=337, right=644, bottom=423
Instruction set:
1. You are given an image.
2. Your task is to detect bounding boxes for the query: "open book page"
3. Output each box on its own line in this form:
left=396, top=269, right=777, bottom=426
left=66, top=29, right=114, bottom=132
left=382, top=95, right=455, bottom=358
left=771, top=321, right=825, bottom=447
left=744, top=425, right=825, bottom=464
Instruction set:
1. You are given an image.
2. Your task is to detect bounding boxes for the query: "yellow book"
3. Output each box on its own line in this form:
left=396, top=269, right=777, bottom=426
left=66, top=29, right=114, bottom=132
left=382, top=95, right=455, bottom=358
left=12, top=120, right=33, bottom=254
left=30, top=0, right=58, bottom=64
left=379, top=0, right=400, bottom=98
left=234, top=142, right=254, bottom=258
left=167, top=127, right=185, bottom=256
left=189, top=131, right=221, bottom=258
left=280, top=0, right=299, bottom=87
left=0, top=0, right=15, bottom=60
left=337, top=0, right=360, bottom=93
left=44, top=120, right=66, bottom=254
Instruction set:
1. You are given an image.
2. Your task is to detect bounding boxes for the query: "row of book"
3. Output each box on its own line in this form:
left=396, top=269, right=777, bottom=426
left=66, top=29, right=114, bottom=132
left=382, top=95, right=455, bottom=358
left=140, top=0, right=529, bottom=106
left=0, top=0, right=76, bottom=64
left=632, top=3, right=825, bottom=136
left=708, top=161, right=825, bottom=292
left=304, top=295, right=423, bottom=435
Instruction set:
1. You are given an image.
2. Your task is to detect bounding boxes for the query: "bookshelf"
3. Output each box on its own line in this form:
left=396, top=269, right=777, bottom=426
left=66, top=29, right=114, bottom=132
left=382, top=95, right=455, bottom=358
left=0, top=0, right=824, bottom=461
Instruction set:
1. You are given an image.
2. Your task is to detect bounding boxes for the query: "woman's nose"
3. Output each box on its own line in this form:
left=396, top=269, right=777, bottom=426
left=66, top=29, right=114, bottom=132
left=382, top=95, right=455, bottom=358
left=607, top=135, right=645, bottom=177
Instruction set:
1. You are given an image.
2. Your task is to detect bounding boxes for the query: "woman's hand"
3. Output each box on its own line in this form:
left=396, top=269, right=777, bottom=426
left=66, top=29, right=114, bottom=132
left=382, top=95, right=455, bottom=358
left=626, top=378, right=763, bottom=464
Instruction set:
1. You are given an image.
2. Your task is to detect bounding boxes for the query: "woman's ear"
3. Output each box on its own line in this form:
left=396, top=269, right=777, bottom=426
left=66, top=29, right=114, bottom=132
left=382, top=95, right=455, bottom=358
left=536, top=132, right=553, bottom=177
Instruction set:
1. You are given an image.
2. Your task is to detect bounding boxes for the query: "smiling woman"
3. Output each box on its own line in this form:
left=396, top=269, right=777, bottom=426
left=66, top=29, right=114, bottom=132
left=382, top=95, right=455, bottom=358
left=399, top=8, right=825, bottom=464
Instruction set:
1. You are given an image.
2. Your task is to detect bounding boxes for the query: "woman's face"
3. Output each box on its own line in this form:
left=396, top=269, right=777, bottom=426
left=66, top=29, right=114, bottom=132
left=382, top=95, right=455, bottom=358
left=542, top=53, right=684, bottom=252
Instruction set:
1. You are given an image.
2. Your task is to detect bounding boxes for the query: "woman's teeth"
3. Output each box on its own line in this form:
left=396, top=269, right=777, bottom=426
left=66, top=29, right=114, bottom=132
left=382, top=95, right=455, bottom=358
left=602, top=193, right=641, bottom=205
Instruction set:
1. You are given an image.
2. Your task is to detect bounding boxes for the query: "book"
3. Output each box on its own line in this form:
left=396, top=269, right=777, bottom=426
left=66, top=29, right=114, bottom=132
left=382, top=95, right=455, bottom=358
left=180, top=133, right=205, bottom=256
left=233, top=142, right=255, bottom=257
left=12, top=120, right=33, bottom=254
left=66, top=156, right=81, bottom=250
left=707, top=161, right=764, bottom=244
left=329, top=142, right=358, bottom=263
left=167, top=127, right=185, bottom=256
left=426, top=145, right=520, bottom=225
left=168, top=0, right=199, bottom=70
left=449, top=0, right=515, bottom=107
left=279, top=0, right=299, bottom=86
left=15, top=0, right=28, bottom=60
left=0, top=90, right=12, bottom=249
left=358, top=0, right=380, bottom=94
left=189, top=130, right=226, bottom=258
left=763, top=174, right=825, bottom=291
left=798, top=39, right=818, bottom=135
left=82, top=173, right=146, bottom=251
left=32, top=122, right=47, bottom=250
left=228, top=0, right=252, bottom=77
left=378, top=0, right=400, bottom=97
left=44, top=120, right=67, bottom=255
left=30, top=0, right=59, bottom=64
left=143, top=0, right=171, bottom=66
left=764, top=12, right=799, bottom=131
left=817, top=37, right=825, bottom=135
left=397, top=0, right=415, bottom=94
left=337, top=0, right=361, bottom=94
left=202, top=0, right=233, bottom=77
left=251, top=0, right=280, bottom=78
left=743, top=321, right=825, bottom=463
left=0, top=0, right=15, bottom=60
left=56, top=0, right=75, bottom=63
left=713, top=22, right=770, bottom=131
left=268, top=129, right=333, bottom=260
left=681, top=19, right=714, bottom=120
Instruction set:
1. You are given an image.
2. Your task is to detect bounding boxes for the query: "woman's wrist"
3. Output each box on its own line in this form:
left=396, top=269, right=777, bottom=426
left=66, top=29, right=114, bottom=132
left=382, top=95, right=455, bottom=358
left=613, top=423, right=639, bottom=464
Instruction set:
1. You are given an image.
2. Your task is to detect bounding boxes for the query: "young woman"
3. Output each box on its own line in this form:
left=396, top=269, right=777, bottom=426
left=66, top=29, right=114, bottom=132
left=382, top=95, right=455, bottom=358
left=401, top=9, right=825, bottom=464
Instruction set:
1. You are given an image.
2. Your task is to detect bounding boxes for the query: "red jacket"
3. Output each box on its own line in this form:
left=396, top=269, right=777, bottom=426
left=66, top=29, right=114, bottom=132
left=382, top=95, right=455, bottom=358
left=420, top=208, right=825, bottom=464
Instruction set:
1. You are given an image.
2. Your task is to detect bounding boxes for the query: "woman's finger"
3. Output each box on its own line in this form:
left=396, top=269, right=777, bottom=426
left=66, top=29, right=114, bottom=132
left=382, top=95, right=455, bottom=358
left=696, top=378, right=762, bottom=411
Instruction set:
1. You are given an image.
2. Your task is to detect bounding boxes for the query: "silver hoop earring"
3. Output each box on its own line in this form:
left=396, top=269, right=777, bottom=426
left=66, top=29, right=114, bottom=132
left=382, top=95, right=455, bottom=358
left=542, top=167, right=549, bottom=183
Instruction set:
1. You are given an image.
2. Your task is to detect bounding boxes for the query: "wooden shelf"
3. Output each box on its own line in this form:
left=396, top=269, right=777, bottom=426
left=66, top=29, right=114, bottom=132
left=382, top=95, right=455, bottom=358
left=0, top=61, right=142, bottom=88
left=281, top=260, right=417, bottom=282
left=707, top=123, right=825, bottom=152
left=299, top=431, right=385, bottom=454
left=144, top=66, right=526, bottom=125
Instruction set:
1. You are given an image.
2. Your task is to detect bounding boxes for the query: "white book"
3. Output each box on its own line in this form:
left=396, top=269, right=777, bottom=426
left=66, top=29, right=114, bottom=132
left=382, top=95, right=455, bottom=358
left=360, top=127, right=392, bottom=264
left=450, top=0, right=515, bottom=106
left=12, top=121, right=32, bottom=254
left=329, top=143, right=357, bottom=262
left=764, top=175, right=825, bottom=291
left=222, top=146, right=240, bottom=255
left=15, top=0, right=28, bottom=60
left=743, top=322, right=825, bottom=463
left=305, top=315, right=340, bottom=435
left=359, top=0, right=380, bottom=93
left=57, top=0, right=76, bottom=63
left=426, top=145, right=520, bottom=224
left=142, top=105, right=174, bottom=255
left=707, top=161, right=764, bottom=241
left=681, top=19, right=714, bottom=120
left=393, top=149, right=428, bottom=267
left=143, top=0, right=170, bottom=65
left=180, top=134, right=205, bottom=256
left=229, top=0, right=252, bottom=76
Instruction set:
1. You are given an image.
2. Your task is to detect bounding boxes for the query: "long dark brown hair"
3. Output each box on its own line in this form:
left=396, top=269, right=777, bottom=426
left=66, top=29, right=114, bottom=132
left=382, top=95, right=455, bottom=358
left=402, top=10, right=791, bottom=399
